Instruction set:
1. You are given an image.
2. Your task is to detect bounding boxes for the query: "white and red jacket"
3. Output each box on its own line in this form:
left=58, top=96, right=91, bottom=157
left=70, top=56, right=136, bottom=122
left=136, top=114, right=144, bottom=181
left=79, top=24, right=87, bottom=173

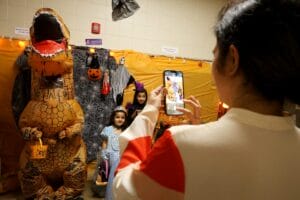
left=113, top=105, right=300, bottom=200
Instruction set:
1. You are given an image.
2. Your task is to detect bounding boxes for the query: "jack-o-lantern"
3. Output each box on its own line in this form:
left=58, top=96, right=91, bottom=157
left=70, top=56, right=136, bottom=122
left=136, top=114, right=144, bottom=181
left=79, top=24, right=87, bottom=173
left=88, top=68, right=102, bottom=81
left=86, top=53, right=102, bottom=81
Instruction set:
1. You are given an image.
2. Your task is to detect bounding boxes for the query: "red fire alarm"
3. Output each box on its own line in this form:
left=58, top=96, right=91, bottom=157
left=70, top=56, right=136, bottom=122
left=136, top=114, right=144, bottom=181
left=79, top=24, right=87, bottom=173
left=91, top=22, right=101, bottom=34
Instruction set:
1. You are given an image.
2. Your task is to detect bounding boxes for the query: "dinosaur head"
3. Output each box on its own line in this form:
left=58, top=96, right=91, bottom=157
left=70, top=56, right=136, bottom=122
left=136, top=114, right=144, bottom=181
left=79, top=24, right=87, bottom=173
left=28, top=8, right=72, bottom=77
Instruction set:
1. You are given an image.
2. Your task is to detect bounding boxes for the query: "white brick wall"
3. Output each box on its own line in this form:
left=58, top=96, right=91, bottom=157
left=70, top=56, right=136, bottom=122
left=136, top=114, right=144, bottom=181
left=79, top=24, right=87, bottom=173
left=0, top=0, right=224, bottom=60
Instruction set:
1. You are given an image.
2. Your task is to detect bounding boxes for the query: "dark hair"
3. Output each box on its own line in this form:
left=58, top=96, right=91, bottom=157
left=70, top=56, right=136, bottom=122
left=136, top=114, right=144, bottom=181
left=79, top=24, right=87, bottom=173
left=108, top=110, right=127, bottom=131
left=214, top=0, right=300, bottom=104
left=132, top=89, right=148, bottom=109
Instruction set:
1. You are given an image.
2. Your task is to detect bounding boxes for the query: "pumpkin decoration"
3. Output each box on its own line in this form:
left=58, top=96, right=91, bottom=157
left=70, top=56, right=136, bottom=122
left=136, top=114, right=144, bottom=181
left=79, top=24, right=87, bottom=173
left=88, top=68, right=102, bottom=81
left=86, top=53, right=102, bottom=81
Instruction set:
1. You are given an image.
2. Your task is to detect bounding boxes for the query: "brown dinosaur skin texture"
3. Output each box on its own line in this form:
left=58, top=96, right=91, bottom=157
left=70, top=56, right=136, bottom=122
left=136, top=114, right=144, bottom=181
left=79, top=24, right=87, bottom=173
left=18, top=8, right=87, bottom=200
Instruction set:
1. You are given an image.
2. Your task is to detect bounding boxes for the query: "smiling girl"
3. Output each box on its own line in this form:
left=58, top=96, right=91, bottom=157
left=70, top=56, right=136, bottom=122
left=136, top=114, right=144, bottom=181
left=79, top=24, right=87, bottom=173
left=92, top=106, right=127, bottom=199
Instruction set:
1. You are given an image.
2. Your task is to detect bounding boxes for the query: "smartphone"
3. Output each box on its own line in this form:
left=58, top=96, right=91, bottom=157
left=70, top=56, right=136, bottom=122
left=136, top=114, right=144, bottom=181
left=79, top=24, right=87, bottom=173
left=163, top=70, right=184, bottom=115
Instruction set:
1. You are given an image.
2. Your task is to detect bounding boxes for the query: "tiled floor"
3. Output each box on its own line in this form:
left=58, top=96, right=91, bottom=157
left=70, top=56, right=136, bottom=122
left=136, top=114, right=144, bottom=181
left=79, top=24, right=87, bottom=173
left=0, top=161, right=104, bottom=200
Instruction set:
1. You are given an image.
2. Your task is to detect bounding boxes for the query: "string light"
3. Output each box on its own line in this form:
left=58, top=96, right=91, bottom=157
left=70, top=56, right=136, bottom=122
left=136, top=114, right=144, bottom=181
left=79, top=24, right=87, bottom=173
left=18, top=41, right=25, bottom=48
left=217, top=101, right=229, bottom=119
left=68, top=45, right=72, bottom=50
left=222, top=103, right=229, bottom=109
left=109, top=51, right=115, bottom=56
left=89, top=48, right=95, bottom=53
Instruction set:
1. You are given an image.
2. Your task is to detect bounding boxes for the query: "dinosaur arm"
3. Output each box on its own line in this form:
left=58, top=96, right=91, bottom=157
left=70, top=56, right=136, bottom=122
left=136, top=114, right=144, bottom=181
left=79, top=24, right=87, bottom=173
left=20, top=127, right=42, bottom=140
left=58, top=101, right=84, bottom=139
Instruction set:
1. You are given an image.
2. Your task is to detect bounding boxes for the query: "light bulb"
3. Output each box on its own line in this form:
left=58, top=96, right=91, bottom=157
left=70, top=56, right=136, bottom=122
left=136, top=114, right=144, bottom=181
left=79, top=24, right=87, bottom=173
left=222, top=103, right=229, bottom=109
left=89, top=48, right=95, bottom=53
left=18, top=41, right=26, bottom=48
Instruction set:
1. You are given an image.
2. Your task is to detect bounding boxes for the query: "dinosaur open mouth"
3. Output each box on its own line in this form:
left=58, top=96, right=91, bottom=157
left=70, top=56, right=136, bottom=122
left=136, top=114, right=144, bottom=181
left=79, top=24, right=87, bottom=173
left=32, top=11, right=66, bottom=56
left=32, top=40, right=65, bottom=56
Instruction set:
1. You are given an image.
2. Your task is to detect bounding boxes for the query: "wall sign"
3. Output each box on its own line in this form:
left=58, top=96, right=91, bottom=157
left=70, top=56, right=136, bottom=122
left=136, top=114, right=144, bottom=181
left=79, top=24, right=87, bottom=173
left=85, top=38, right=102, bottom=45
left=15, top=27, right=29, bottom=36
left=161, top=46, right=179, bottom=55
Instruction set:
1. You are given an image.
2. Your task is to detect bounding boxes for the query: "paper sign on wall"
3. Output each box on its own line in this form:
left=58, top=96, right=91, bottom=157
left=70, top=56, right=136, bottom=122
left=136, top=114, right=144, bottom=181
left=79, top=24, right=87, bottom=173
left=161, top=46, right=179, bottom=55
left=15, top=27, right=29, bottom=36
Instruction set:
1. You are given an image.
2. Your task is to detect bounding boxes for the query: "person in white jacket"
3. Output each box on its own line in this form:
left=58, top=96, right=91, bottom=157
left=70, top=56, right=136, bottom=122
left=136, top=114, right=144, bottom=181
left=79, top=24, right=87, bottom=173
left=113, top=0, right=300, bottom=199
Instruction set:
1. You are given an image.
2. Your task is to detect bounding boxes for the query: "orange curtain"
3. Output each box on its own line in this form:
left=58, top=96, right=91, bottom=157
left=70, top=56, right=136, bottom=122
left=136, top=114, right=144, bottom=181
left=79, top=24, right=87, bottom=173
left=0, top=38, right=28, bottom=192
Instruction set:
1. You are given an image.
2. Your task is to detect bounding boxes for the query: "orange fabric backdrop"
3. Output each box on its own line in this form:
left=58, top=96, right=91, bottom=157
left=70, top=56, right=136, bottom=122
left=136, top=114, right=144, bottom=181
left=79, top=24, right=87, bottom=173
left=0, top=38, right=27, bottom=160
left=0, top=38, right=27, bottom=192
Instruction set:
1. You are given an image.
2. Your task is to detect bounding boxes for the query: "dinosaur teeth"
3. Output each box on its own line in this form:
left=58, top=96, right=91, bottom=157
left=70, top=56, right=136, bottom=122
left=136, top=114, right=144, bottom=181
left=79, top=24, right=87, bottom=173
left=39, top=53, right=54, bottom=57
left=31, top=47, right=64, bottom=58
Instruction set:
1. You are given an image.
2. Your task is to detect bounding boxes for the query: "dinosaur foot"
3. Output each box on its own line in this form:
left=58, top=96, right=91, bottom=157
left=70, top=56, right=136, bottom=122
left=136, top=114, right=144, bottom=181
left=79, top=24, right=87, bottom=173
left=54, top=186, right=83, bottom=200
left=37, top=194, right=54, bottom=200
left=36, top=185, right=54, bottom=200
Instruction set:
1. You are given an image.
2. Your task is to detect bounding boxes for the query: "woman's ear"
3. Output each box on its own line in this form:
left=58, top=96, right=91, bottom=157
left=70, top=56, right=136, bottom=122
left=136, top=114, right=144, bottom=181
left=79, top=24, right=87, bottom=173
left=225, top=44, right=240, bottom=76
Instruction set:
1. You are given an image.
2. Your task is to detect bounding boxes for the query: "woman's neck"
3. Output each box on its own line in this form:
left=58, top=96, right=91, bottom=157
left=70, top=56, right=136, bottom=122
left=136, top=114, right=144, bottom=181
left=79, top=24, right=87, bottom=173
left=223, top=72, right=284, bottom=116
left=231, top=91, right=283, bottom=116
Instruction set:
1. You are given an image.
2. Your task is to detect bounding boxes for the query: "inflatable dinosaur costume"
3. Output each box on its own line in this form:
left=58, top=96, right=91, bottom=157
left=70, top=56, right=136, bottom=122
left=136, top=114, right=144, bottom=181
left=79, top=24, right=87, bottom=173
left=18, top=8, right=87, bottom=199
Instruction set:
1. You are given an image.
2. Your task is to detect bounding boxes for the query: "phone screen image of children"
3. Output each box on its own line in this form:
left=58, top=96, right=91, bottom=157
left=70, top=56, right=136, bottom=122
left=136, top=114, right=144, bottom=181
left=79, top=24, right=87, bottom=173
left=165, top=71, right=184, bottom=115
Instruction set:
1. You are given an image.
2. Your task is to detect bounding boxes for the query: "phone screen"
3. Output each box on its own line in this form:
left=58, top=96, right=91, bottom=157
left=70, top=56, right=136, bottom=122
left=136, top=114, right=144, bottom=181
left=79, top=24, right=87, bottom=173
left=164, top=70, right=184, bottom=115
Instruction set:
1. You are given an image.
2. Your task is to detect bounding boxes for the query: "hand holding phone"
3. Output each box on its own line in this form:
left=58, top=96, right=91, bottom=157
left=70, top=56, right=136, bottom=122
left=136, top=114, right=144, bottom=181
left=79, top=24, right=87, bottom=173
left=163, top=70, right=184, bottom=115
left=176, top=96, right=202, bottom=124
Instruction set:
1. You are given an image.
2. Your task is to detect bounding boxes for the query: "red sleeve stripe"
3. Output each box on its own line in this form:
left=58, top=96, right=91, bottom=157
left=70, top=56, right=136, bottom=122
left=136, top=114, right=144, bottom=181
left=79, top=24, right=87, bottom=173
left=140, top=131, right=185, bottom=193
left=116, top=136, right=152, bottom=173
left=134, top=168, right=185, bottom=200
